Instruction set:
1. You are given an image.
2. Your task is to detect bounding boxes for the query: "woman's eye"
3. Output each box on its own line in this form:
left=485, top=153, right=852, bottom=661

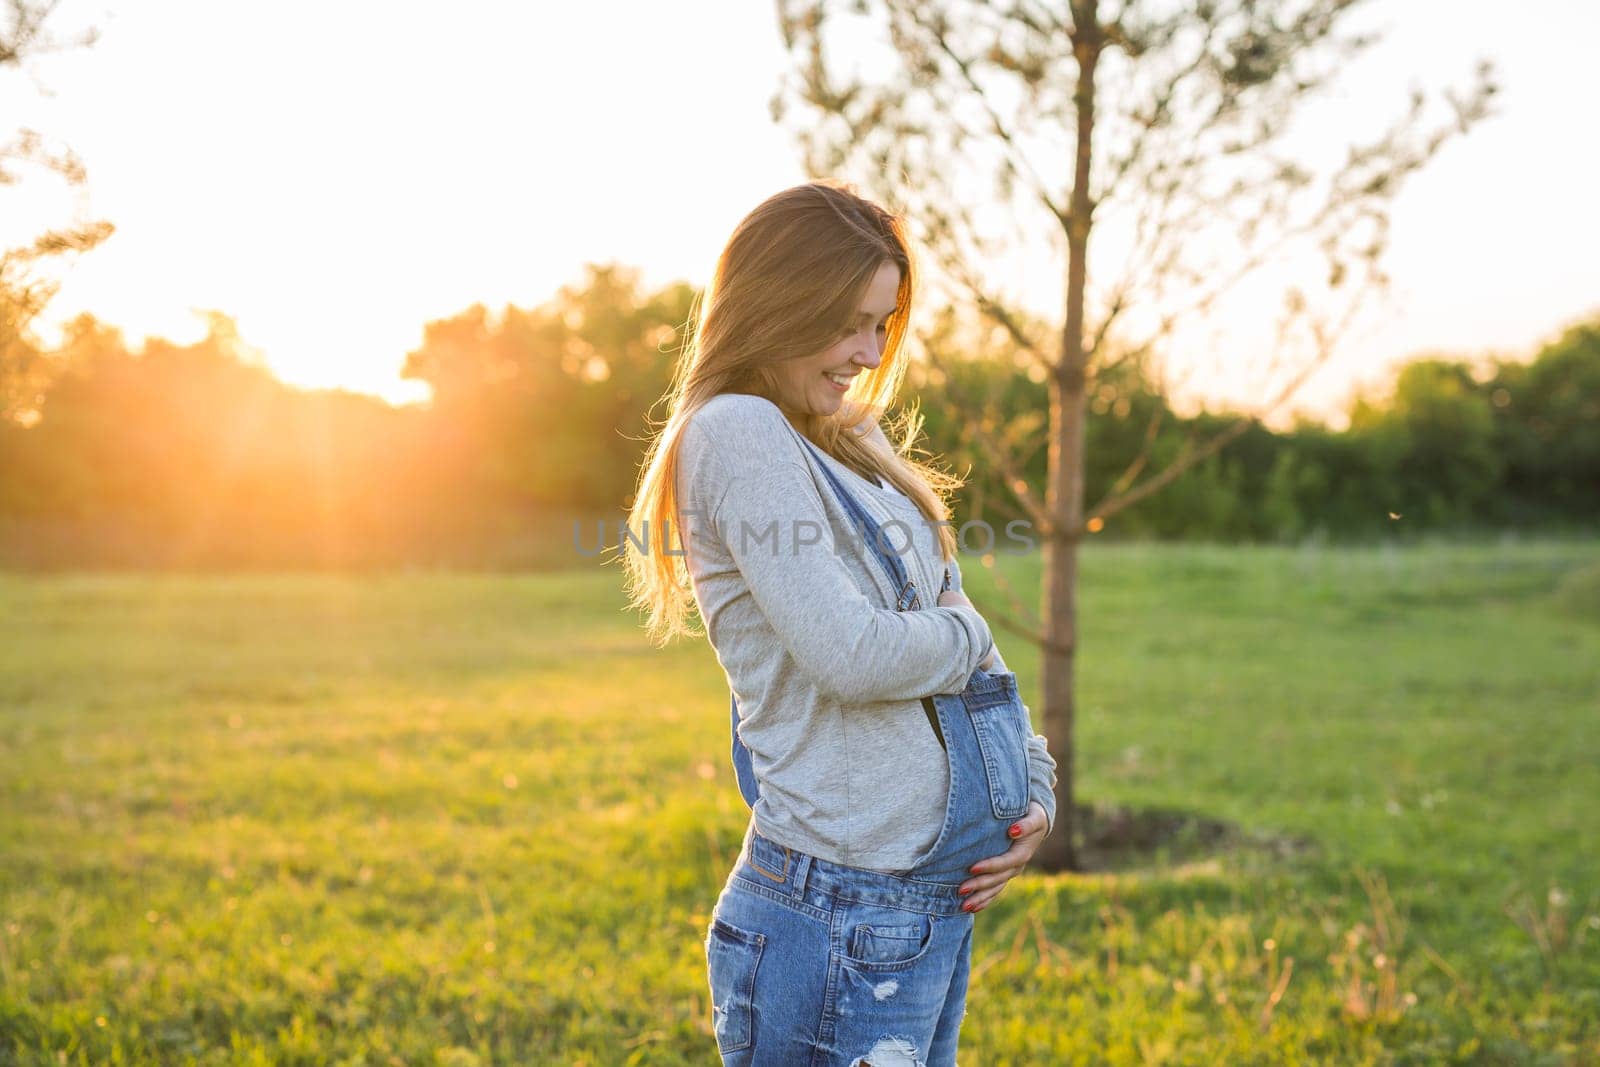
left=839, top=321, right=888, bottom=340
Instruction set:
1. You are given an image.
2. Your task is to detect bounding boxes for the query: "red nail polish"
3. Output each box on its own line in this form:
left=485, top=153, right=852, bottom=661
left=1009, top=825, right=1021, bottom=836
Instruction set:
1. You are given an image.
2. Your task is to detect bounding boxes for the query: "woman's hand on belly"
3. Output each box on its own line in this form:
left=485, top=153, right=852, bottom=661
left=954, top=801, right=1049, bottom=913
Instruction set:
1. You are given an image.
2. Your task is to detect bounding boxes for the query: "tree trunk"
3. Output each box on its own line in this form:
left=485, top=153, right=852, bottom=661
left=1037, top=1, right=1101, bottom=871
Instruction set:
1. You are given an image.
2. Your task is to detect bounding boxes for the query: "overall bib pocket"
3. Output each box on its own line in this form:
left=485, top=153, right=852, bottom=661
left=961, top=669, right=1032, bottom=820
left=706, top=915, right=766, bottom=1055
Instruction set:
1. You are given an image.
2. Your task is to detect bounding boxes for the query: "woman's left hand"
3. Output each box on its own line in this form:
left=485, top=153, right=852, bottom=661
left=957, top=801, right=1049, bottom=913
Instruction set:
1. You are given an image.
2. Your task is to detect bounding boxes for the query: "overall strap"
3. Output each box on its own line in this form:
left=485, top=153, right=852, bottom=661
left=791, top=433, right=950, bottom=752
left=791, top=433, right=927, bottom=608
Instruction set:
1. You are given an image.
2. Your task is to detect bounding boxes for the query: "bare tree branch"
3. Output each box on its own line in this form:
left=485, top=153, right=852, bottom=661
left=1101, top=400, right=1166, bottom=501
left=894, top=1, right=1068, bottom=225
left=971, top=585, right=1070, bottom=657
left=1090, top=274, right=1374, bottom=525
left=921, top=227, right=1054, bottom=375
left=922, top=341, right=1052, bottom=535
left=0, top=0, right=96, bottom=67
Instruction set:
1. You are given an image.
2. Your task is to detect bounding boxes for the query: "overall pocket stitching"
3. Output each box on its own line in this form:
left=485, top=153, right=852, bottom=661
left=707, top=916, right=766, bottom=1053
left=847, top=921, right=927, bottom=966
left=730, top=873, right=832, bottom=924
left=836, top=912, right=941, bottom=973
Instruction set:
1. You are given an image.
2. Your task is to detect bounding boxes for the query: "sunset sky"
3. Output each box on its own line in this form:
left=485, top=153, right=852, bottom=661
left=6, top=0, right=1596, bottom=428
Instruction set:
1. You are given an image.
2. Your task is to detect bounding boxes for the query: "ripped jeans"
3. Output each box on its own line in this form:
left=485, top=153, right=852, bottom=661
left=704, top=820, right=977, bottom=1066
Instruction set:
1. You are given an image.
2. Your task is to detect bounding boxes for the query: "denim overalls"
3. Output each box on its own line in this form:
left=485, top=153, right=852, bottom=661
left=704, top=434, right=1036, bottom=1066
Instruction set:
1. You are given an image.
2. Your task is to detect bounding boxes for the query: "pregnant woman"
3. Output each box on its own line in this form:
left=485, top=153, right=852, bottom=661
left=624, top=180, right=1057, bottom=1066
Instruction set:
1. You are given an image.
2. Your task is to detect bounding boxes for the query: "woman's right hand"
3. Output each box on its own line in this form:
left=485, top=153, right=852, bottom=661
left=938, top=588, right=998, bottom=671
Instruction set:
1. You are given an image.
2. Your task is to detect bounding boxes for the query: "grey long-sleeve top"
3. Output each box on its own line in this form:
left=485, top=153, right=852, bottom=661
left=675, top=392, right=1058, bottom=872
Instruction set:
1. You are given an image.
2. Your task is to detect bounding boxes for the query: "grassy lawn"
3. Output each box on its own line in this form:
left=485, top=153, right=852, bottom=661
left=1, top=539, right=1597, bottom=1065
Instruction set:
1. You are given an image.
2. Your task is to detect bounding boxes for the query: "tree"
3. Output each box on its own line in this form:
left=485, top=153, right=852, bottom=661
left=1349, top=357, right=1503, bottom=528
left=401, top=263, right=695, bottom=508
left=1489, top=316, right=1600, bottom=524
left=773, top=0, right=1496, bottom=868
left=1, top=0, right=112, bottom=426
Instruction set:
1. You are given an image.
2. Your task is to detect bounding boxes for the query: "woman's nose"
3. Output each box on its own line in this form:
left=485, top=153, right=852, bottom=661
left=852, top=334, right=883, bottom=368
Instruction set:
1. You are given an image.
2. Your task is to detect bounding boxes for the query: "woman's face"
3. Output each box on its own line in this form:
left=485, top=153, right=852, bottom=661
left=772, top=259, right=901, bottom=428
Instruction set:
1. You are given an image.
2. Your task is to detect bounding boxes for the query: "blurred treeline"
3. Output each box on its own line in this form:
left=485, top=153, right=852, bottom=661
left=0, top=264, right=1595, bottom=570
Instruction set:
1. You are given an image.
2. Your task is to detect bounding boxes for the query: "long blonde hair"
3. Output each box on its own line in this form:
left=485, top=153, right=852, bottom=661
left=621, top=179, right=966, bottom=645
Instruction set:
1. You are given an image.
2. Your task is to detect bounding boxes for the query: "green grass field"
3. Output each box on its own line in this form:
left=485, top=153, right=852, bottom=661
left=2, top=539, right=1597, bottom=1065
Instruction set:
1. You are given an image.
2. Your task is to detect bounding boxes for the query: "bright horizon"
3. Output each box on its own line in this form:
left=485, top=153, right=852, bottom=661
left=6, top=0, right=1597, bottom=429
